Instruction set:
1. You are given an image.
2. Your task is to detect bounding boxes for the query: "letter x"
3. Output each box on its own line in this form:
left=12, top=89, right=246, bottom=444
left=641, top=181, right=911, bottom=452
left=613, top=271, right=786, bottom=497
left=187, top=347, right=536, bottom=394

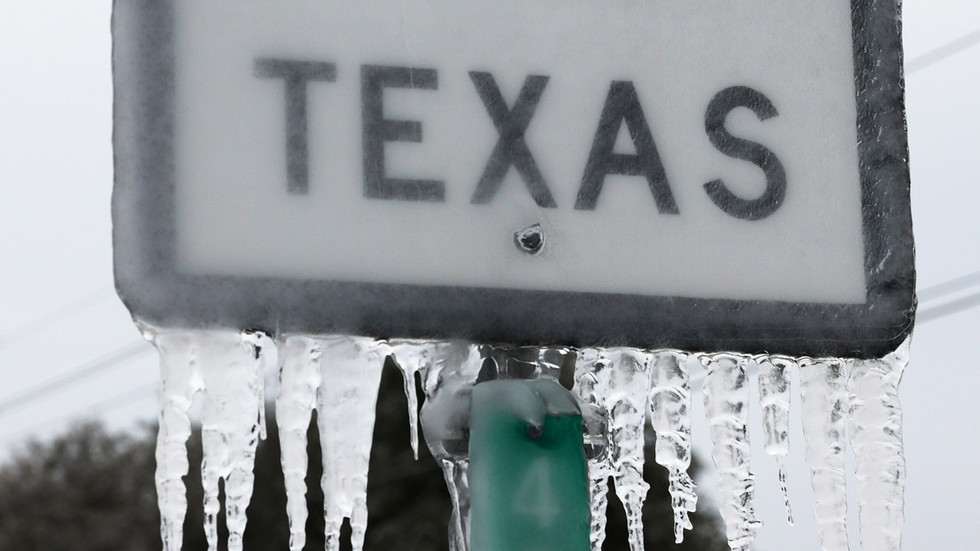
left=469, top=72, right=556, bottom=207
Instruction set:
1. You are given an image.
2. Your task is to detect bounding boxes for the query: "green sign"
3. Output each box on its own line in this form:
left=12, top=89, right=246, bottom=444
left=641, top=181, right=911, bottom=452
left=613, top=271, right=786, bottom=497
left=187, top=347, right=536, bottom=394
left=469, top=379, right=590, bottom=551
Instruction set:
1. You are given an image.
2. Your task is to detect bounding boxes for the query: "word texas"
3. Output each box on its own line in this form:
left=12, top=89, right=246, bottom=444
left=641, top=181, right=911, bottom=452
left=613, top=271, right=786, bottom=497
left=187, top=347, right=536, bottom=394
left=255, top=58, right=787, bottom=221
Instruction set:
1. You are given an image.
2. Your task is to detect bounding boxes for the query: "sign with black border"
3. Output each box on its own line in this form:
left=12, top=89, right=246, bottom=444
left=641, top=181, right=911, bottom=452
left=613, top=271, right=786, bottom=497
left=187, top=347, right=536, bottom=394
left=112, top=0, right=914, bottom=359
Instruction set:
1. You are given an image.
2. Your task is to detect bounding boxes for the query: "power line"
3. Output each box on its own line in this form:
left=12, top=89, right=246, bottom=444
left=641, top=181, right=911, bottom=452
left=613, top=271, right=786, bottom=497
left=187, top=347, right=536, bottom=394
left=87, top=381, right=159, bottom=415
left=913, top=269, right=980, bottom=323
left=917, top=290, right=980, bottom=324
left=0, top=340, right=152, bottom=416
left=1, top=382, right=159, bottom=448
left=918, top=269, right=980, bottom=302
left=907, top=28, right=980, bottom=74
left=0, top=266, right=975, bottom=417
left=0, top=287, right=115, bottom=350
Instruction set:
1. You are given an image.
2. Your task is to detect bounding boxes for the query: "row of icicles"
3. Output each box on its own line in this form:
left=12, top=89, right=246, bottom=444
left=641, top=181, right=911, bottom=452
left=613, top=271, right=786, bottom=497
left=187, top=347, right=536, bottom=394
left=144, top=324, right=908, bottom=551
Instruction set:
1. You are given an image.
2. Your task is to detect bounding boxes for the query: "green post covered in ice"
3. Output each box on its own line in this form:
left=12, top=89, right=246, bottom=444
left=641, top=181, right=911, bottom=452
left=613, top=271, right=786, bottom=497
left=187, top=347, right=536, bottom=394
left=469, top=379, right=591, bottom=551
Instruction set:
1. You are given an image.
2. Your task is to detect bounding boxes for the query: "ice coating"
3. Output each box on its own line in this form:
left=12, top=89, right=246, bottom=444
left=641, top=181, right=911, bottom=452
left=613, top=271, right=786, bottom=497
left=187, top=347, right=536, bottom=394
left=388, top=340, right=433, bottom=460
left=605, top=350, right=652, bottom=551
left=315, top=336, right=389, bottom=551
left=575, top=348, right=651, bottom=551
left=847, top=340, right=909, bottom=551
left=410, top=343, right=572, bottom=551
left=648, top=350, right=697, bottom=543
left=146, top=327, right=205, bottom=551
left=755, top=354, right=795, bottom=525
left=145, top=327, right=268, bottom=551
left=277, top=336, right=322, bottom=551
left=141, top=328, right=912, bottom=551
left=699, top=353, right=761, bottom=551
left=197, top=331, right=268, bottom=551
left=799, top=357, right=850, bottom=551
left=573, top=348, right=613, bottom=551
left=416, top=343, right=483, bottom=551
left=440, top=457, right=472, bottom=551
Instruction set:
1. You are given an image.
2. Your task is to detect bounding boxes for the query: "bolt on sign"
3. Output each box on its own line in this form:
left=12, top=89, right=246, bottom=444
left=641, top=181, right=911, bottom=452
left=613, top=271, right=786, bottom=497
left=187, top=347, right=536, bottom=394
left=113, top=0, right=914, bottom=359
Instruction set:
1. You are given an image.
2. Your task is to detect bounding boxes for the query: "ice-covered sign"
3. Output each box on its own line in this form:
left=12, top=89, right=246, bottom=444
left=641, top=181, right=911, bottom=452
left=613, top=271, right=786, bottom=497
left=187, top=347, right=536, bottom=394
left=112, top=0, right=914, bottom=359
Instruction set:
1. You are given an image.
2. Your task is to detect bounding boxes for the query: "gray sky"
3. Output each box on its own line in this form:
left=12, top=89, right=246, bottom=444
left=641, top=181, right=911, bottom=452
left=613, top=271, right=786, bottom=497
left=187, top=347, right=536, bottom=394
left=1, top=1, right=978, bottom=550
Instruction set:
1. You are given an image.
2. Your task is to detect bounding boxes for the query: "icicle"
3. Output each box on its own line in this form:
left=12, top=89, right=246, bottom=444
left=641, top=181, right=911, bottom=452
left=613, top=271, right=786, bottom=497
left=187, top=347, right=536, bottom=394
left=648, top=350, right=697, bottom=543
left=441, top=456, right=472, bottom=551
left=574, top=348, right=613, bottom=551
left=389, top=340, right=442, bottom=461
left=315, top=335, right=389, bottom=551
left=755, top=354, right=795, bottom=526
left=700, top=352, right=761, bottom=551
left=537, top=347, right=570, bottom=380
left=277, top=336, right=323, bottom=551
left=145, top=327, right=205, bottom=551
left=574, top=348, right=651, bottom=551
left=798, top=357, right=850, bottom=551
left=604, top=349, right=651, bottom=551
left=193, top=330, right=268, bottom=551
left=256, top=334, right=270, bottom=442
left=418, top=343, right=484, bottom=551
left=847, top=341, right=909, bottom=551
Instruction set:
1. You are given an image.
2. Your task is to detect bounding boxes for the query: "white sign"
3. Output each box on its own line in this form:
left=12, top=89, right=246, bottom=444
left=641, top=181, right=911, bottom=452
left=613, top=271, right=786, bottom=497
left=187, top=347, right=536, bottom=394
left=112, top=0, right=914, bottom=358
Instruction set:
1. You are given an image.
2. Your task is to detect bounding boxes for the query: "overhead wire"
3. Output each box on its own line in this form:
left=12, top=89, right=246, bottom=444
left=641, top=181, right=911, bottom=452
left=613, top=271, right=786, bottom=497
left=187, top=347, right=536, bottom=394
left=906, top=28, right=980, bottom=74
left=0, top=382, right=159, bottom=452
left=0, top=287, right=115, bottom=350
left=917, top=269, right=980, bottom=302
left=917, top=290, right=980, bottom=324
left=0, top=279, right=975, bottom=451
left=4, top=268, right=977, bottom=417
left=901, top=28, right=980, bottom=320
left=0, top=340, right=151, bottom=417
left=914, top=268, right=980, bottom=323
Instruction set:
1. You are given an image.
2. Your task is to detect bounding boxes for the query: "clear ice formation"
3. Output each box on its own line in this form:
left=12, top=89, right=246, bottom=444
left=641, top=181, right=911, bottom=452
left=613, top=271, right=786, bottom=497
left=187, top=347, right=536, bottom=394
left=699, top=353, right=762, bottom=551
left=145, top=325, right=910, bottom=551
left=846, top=341, right=909, bottom=551
left=573, top=348, right=614, bottom=551
left=569, top=347, right=699, bottom=550
left=148, top=327, right=204, bottom=551
left=799, top=357, right=851, bottom=551
left=314, top=336, right=388, bottom=551
left=410, top=342, right=481, bottom=551
left=755, top=354, right=795, bottom=525
left=146, top=327, right=267, bottom=551
left=278, top=335, right=390, bottom=551
left=648, top=350, right=698, bottom=543
left=387, top=340, right=432, bottom=460
left=277, top=336, right=322, bottom=551
left=599, top=349, right=651, bottom=551
left=199, top=332, right=267, bottom=551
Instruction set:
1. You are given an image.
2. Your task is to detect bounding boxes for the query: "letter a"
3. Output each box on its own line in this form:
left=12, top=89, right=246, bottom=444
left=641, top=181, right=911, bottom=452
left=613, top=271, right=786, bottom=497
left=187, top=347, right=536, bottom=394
left=575, top=81, right=678, bottom=213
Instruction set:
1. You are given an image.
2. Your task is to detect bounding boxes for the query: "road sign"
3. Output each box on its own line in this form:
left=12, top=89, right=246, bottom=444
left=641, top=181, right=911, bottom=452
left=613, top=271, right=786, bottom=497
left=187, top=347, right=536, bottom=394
left=469, top=379, right=590, bottom=551
left=112, top=0, right=914, bottom=358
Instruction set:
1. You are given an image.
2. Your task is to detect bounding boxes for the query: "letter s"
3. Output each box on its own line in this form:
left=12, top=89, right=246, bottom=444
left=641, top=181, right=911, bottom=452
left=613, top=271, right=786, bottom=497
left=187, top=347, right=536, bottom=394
left=704, top=86, right=786, bottom=221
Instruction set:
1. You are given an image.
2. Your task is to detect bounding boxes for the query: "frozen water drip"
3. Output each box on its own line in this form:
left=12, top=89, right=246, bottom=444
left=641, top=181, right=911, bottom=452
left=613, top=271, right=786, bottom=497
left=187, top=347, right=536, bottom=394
left=143, top=327, right=911, bottom=551
left=314, top=336, right=388, bottom=551
left=847, top=341, right=909, bottom=551
left=699, top=352, right=762, bottom=551
left=755, top=354, right=795, bottom=526
left=799, top=357, right=851, bottom=551
left=648, top=350, right=698, bottom=543
left=146, top=327, right=268, bottom=551
left=277, top=336, right=322, bottom=551
left=575, top=348, right=652, bottom=551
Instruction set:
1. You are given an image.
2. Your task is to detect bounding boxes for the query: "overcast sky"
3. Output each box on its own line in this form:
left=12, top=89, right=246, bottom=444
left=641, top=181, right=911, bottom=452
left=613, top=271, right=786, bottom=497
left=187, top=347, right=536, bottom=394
left=1, top=1, right=979, bottom=550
